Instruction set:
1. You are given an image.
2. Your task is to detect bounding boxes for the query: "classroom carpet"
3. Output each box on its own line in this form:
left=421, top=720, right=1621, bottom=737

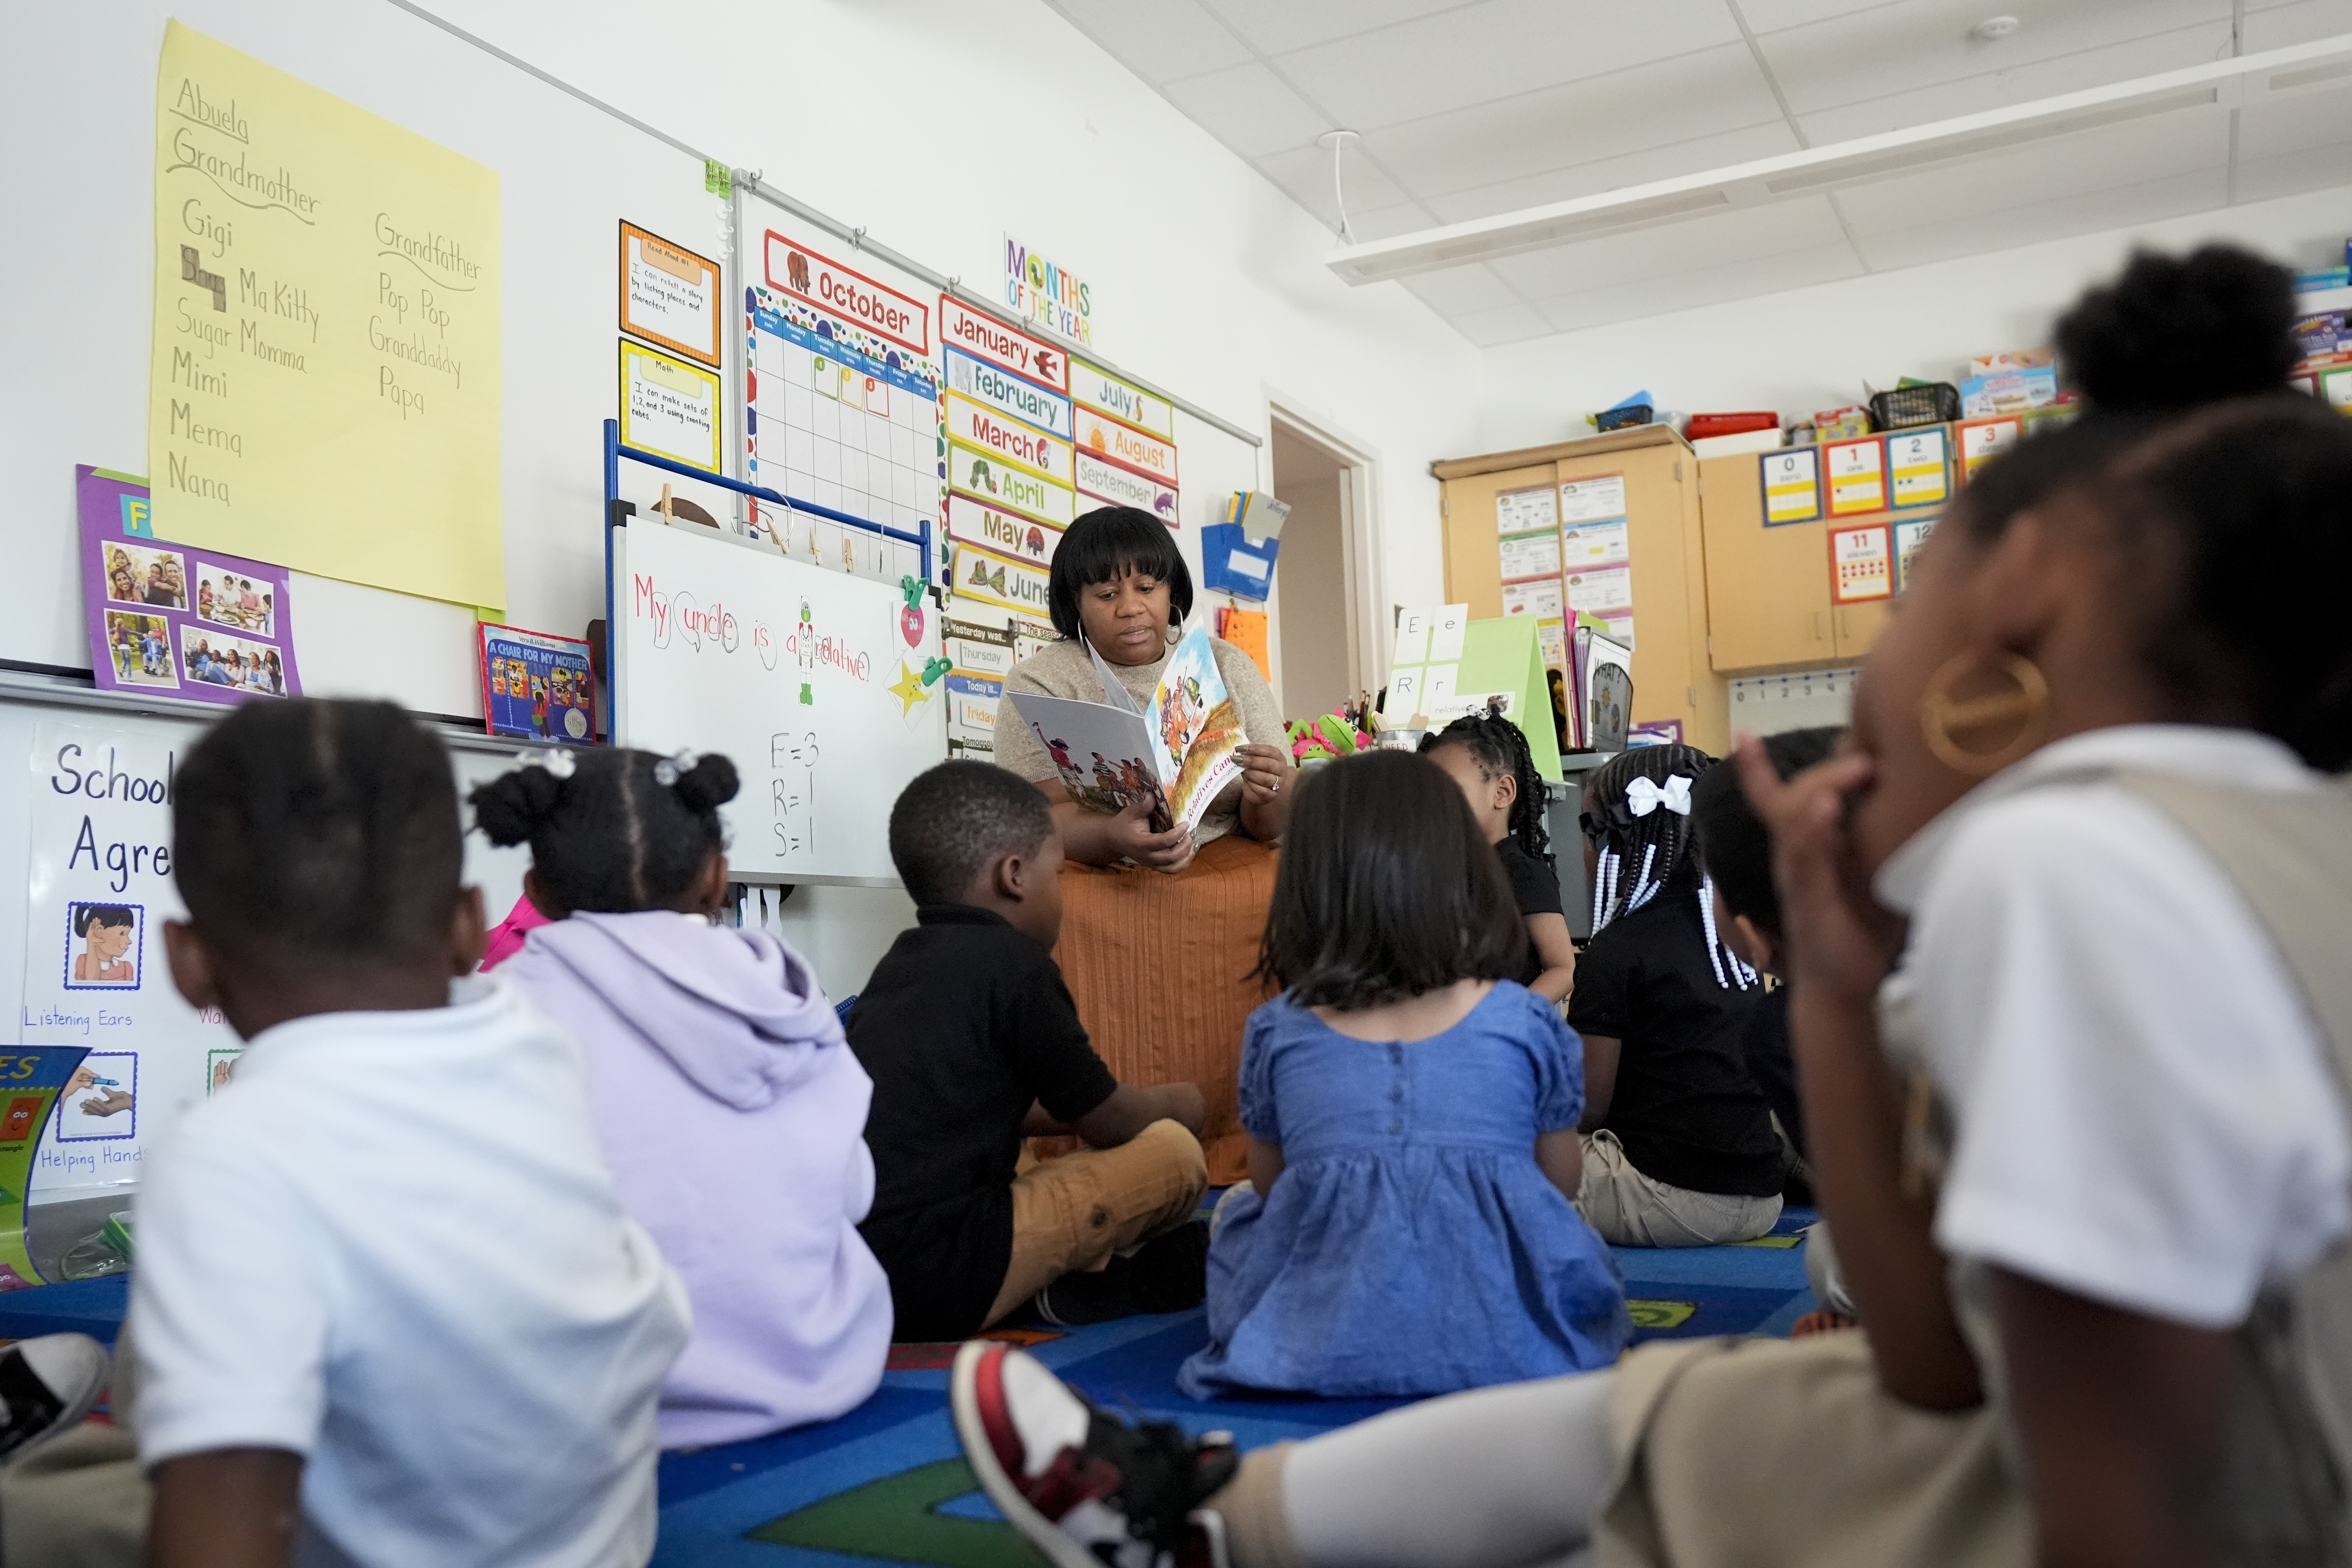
left=0, top=1209, right=1820, bottom=1568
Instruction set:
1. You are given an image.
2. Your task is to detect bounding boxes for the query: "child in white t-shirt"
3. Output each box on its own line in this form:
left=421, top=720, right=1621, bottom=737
left=115, top=699, right=690, bottom=1568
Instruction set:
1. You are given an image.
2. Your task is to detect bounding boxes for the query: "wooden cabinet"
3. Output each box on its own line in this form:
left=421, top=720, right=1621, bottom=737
left=1696, top=454, right=1832, bottom=671
left=1833, top=600, right=1891, bottom=659
left=1435, top=426, right=1728, bottom=757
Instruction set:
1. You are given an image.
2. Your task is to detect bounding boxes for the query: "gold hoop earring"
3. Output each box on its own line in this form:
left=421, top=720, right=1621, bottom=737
left=1920, top=651, right=2050, bottom=777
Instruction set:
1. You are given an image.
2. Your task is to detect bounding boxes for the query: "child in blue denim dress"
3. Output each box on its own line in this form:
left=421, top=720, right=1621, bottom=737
left=1179, top=750, right=1630, bottom=1399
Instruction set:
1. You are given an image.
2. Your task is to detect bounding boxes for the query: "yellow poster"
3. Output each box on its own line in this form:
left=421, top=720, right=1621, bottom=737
left=148, top=22, right=504, bottom=610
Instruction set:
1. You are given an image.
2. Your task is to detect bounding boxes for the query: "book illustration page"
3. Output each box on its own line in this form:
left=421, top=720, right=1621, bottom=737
left=1007, top=691, right=1171, bottom=831
left=1153, top=626, right=1246, bottom=834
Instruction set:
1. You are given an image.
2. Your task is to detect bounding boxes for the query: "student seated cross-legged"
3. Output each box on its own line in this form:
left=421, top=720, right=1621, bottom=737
left=1178, top=750, right=1628, bottom=1401
left=1568, top=744, right=1786, bottom=1246
left=478, top=746, right=894, bottom=1448
left=133, top=699, right=690, bottom=1568
left=851, top=761, right=1210, bottom=1339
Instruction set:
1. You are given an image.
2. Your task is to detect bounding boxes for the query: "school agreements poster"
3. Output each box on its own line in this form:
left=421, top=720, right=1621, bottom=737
left=148, top=22, right=504, bottom=610
left=19, top=722, right=241, bottom=1207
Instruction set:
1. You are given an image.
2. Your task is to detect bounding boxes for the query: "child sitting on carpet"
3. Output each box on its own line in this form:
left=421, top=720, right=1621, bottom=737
left=1690, top=726, right=1844, bottom=1184
left=477, top=746, right=894, bottom=1448
left=1570, top=744, right=1785, bottom=1247
left=134, top=699, right=689, bottom=1567
left=1178, top=750, right=1628, bottom=1399
left=1421, top=710, right=1577, bottom=1005
left=851, top=760, right=1211, bottom=1340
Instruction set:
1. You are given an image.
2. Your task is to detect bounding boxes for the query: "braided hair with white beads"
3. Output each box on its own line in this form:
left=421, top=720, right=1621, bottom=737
left=1582, top=744, right=1755, bottom=991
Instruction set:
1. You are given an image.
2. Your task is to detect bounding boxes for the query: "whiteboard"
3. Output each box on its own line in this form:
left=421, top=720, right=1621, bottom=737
left=612, top=519, right=944, bottom=886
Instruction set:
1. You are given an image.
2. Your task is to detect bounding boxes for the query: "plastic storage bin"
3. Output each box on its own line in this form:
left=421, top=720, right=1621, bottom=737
left=1869, top=383, right=1960, bottom=430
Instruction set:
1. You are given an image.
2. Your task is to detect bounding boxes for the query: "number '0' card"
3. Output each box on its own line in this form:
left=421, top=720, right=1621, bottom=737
left=1760, top=448, right=1820, bottom=525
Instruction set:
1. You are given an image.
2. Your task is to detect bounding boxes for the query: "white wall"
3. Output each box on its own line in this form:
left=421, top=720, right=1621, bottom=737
left=1473, top=184, right=2352, bottom=453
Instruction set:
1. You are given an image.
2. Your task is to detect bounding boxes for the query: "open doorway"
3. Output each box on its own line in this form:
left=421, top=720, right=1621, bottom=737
left=1267, top=417, right=1369, bottom=719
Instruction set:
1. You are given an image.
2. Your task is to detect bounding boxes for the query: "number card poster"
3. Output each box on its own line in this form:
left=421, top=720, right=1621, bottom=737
left=21, top=721, right=242, bottom=1205
left=77, top=466, right=301, bottom=706
left=479, top=624, right=595, bottom=744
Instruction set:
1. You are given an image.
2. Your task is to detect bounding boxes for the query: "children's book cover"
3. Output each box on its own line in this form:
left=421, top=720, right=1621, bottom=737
left=1007, top=624, right=1245, bottom=835
left=76, top=466, right=300, bottom=705
left=479, top=624, right=597, bottom=744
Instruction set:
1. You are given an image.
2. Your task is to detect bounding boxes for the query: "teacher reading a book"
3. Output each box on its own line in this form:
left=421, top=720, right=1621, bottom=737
left=993, top=507, right=1293, bottom=868
left=991, top=506, right=1293, bottom=1184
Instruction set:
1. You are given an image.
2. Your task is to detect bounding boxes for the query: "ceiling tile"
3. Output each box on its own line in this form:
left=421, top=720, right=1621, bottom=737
left=1527, top=241, right=1867, bottom=334
left=1043, top=0, right=1251, bottom=85
left=2235, top=83, right=2352, bottom=159
left=1253, top=143, right=1414, bottom=229
left=1202, top=0, right=1476, bottom=58
left=1760, top=0, right=2229, bottom=118
left=1362, top=42, right=1783, bottom=199
left=1398, top=264, right=1526, bottom=316
left=1830, top=108, right=2230, bottom=236
left=2234, top=135, right=2352, bottom=206
left=1270, top=0, right=1746, bottom=132
left=2234, top=84, right=2352, bottom=206
left=1733, top=0, right=1916, bottom=29
left=1443, top=301, right=1561, bottom=347
left=1158, top=62, right=1333, bottom=158
left=1853, top=167, right=2230, bottom=272
left=1486, top=194, right=1852, bottom=298
left=1419, top=122, right=1804, bottom=224
left=1791, top=26, right=2236, bottom=144
left=2241, top=0, right=2352, bottom=47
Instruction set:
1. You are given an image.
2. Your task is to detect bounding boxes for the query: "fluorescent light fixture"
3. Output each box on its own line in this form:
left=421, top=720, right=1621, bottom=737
left=1327, top=33, right=2352, bottom=285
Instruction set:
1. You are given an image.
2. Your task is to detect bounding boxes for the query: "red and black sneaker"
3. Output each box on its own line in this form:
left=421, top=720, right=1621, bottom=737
left=952, top=1339, right=1240, bottom=1568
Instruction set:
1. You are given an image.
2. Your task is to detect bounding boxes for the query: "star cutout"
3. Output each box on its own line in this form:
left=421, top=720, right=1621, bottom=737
left=888, top=659, right=930, bottom=716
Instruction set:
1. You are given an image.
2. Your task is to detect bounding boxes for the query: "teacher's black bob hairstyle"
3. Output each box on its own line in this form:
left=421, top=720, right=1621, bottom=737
left=1047, top=506, right=1194, bottom=642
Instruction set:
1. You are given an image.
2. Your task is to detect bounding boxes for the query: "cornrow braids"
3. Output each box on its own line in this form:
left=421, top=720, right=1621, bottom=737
left=470, top=748, right=739, bottom=916
left=1421, top=711, right=1552, bottom=864
left=1585, top=744, right=1755, bottom=991
left=174, top=699, right=463, bottom=976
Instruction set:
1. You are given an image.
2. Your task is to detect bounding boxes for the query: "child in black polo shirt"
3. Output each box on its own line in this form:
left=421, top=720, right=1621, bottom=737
left=1568, top=744, right=1784, bottom=1247
left=1421, top=711, right=1577, bottom=1005
left=851, top=761, right=1211, bottom=1341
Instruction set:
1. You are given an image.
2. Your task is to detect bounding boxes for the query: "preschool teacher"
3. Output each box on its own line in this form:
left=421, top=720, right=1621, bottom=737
left=991, top=505, right=1294, bottom=1181
left=993, top=506, right=1293, bottom=861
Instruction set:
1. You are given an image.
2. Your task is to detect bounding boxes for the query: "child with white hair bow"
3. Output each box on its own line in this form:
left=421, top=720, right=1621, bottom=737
left=1567, top=745, right=1788, bottom=1246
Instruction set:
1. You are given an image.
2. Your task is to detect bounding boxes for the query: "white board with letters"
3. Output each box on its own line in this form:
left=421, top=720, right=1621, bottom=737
left=612, top=519, right=945, bottom=886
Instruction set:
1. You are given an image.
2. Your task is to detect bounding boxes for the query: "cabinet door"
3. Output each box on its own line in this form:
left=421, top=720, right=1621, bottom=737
left=1834, top=600, right=1891, bottom=659
left=1559, top=446, right=1701, bottom=740
left=1439, top=464, right=1555, bottom=618
left=1697, top=454, right=1833, bottom=671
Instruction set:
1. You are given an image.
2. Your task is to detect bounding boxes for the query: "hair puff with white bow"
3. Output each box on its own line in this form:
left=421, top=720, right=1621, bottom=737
left=1583, top=743, right=1756, bottom=992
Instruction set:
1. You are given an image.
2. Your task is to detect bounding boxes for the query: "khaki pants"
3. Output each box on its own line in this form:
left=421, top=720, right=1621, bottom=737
left=2, top=1330, right=147, bottom=1568
left=1211, top=1335, right=2025, bottom=1568
left=1577, top=1129, right=1780, bottom=1248
left=984, top=1118, right=1208, bottom=1326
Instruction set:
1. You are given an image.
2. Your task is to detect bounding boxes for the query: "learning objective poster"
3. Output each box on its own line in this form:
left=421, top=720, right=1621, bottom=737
left=20, top=722, right=240, bottom=1205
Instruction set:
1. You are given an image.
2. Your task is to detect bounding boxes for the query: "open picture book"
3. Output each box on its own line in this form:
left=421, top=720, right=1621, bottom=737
left=1007, top=624, right=1247, bottom=835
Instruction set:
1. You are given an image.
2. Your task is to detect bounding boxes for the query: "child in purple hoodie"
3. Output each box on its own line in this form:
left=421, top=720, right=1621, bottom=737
left=474, top=748, right=892, bottom=1448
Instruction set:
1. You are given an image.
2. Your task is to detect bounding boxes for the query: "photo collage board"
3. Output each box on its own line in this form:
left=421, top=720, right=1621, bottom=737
left=74, top=466, right=301, bottom=706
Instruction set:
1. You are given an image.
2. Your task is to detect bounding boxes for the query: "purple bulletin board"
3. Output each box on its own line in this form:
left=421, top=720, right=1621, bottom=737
left=76, top=466, right=302, bottom=706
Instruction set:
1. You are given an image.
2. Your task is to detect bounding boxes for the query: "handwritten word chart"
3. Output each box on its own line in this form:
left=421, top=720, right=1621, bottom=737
left=146, top=22, right=504, bottom=609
